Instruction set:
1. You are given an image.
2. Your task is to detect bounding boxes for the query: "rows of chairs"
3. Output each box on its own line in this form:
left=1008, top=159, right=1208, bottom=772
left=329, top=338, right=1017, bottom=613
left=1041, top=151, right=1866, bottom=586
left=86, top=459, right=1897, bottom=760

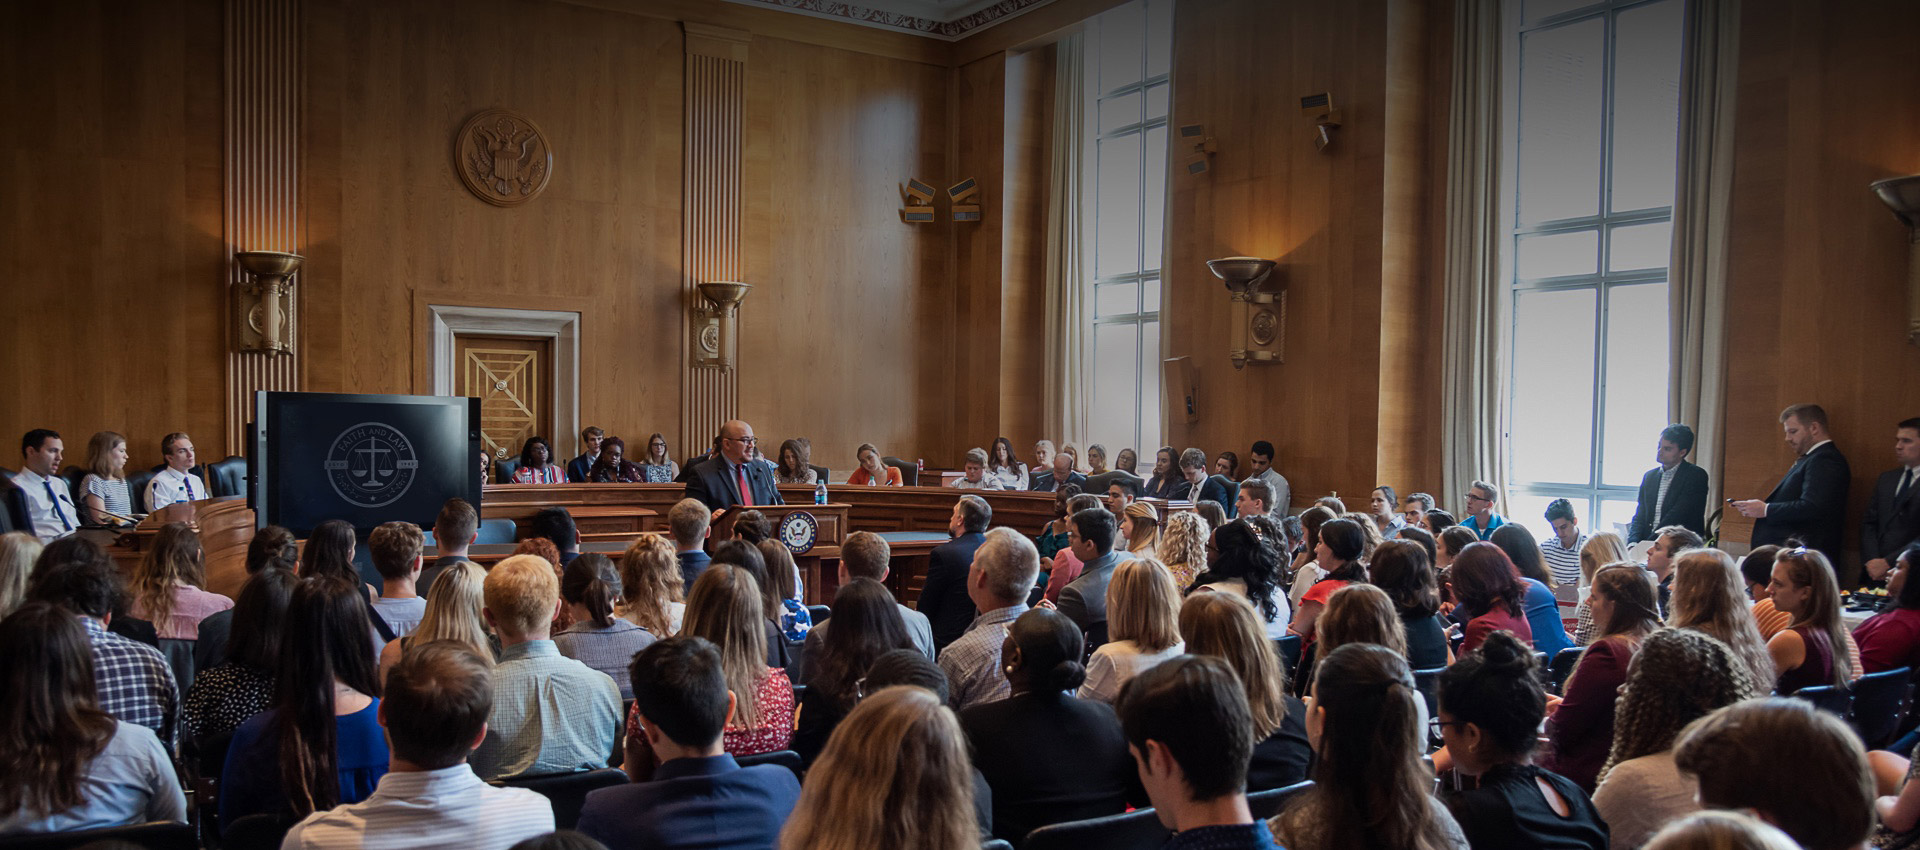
left=1789, top=665, right=1913, bottom=750
left=1022, top=780, right=1311, bottom=850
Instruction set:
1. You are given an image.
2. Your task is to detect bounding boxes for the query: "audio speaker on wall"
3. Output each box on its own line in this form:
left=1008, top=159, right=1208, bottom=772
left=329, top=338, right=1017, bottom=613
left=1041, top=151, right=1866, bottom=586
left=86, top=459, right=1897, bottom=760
left=1163, top=356, right=1199, bottom=424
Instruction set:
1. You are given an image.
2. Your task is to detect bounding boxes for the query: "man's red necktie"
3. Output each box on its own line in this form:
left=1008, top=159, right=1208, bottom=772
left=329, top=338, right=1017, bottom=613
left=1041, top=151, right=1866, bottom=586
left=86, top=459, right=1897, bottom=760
left=735, top=464, right=753, bottom=507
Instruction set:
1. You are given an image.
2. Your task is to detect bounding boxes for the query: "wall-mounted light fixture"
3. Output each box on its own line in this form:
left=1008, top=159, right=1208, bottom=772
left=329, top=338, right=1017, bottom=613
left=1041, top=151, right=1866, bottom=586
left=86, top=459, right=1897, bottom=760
left=1871, top=175, right=1920, bottom=346
left=1207, top=256, right=1286, bottom=369
left=1300, top=93, right=1341, bottom=153
left=693, top=281, right=751, bottom=369
left=234, top=251, right=303, bottom=354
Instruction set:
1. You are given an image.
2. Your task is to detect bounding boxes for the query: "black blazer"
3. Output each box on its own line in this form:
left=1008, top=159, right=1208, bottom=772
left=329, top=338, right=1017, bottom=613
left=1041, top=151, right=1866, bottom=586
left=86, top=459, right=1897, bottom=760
left=1862, top=466, right=1920, bottom=563
left=565, top=454, right=594, bottom=483
left=684, top=458, right=785, bottom=511
left=1028, top=470, right=1088, bottom=492
left=959, top=692, right=1143, bottom=844
left=920, top=531, right=986, bottom=650
left=1627, top=461, right=1710, bottom=543
left=1752, top=441, right=1851, bottom=561
left=1172, top=476, right=1236, bottom=516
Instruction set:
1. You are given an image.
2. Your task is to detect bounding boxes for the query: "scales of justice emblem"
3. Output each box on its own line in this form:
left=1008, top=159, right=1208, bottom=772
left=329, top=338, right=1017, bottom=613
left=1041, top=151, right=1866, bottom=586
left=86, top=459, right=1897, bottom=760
left=324, top=423, right=420, bottom=508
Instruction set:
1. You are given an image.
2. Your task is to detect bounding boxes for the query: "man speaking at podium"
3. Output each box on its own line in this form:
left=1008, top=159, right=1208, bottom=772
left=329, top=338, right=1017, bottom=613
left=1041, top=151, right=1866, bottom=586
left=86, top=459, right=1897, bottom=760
left=685, top=420, right=784, bottom=512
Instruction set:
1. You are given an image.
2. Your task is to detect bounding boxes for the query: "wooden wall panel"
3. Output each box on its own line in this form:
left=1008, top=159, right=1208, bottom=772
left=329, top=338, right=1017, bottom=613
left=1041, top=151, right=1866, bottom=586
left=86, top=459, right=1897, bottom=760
left=949, top=53, right=1009, bottom=464
left=998, top=46, right=1055, bottom=450
left=682, top=24, right=750, bottom=458
left=1717, top=0, right=1920, bottom=570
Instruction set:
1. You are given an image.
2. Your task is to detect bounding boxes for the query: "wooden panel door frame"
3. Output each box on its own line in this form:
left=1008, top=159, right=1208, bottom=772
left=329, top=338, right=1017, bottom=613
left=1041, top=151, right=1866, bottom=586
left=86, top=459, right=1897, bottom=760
left=417, top=295, right=583, bottom=452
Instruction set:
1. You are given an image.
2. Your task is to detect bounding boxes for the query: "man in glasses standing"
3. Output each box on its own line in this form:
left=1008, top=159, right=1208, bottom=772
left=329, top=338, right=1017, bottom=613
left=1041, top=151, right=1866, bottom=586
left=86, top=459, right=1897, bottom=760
left=684, top=420, right=785, bottom=511
left=1459, top=479, right=1507, bottom=541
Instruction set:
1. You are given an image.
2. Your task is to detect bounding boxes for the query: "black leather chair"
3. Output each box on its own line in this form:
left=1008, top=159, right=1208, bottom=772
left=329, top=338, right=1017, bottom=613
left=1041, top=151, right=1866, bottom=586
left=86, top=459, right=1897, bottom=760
left=493, top=768, right=626, bottom=830
left=125, top=467, right=158, bottom=514
left=58, top=465, right=87, bottom=511
left=1850, top=666, right=1913, bottom=749
left=1273, top=635, right=1302, bottom=681
left=735, top=748, right=805, bottom=781
left=208, top=455, right=248, bottom=498
left=807, top=604, right=831, bottom=624
left=1247, top=779, right=1314, bottom=820
left=1207, top=473, right=1240, bottom=513
left=881, top=456, right=918, bottom=486
left=495, top=458, right=522, bottom=485
left=810, top=464, right=830, bottom=484
left=1791, top=684, right=1853, bottom=717
left=1412, top=667, right=1445, bottom=723
left=1021, top=807, right=1172, bottom=850
left=0, top=821, right=197, bottom=850
left=0, top=486, right=27, bottom=534
left=1548, top=646, right=1584, bottom=694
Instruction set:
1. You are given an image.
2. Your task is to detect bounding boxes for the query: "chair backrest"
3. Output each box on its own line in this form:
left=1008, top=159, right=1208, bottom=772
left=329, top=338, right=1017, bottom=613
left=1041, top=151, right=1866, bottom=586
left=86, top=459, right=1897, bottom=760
left=208, top=455, right=248, bottom=498
left=0, top=485, right=27, bottom=535
left=494, top=458, right=521, bottom=485
left=1850, top=666, right=1913, bottom=749
left=475, top=517, right=519, bottom=545
left=1021, top=807, right=1172, bottom=850
left=1273, top=635, right=1303, bottom=682
left=1207, top=474, right=1240, bottom=513
left=1247, top=779, right=1315, bottom=820
left=810, top=464, right=830, bottom=484
left=881, top=456, right=918, bottom=486
left=1790, top=684, right=1853, bottom=718
left=1411, top=667, right=1444, bottom=718
left=125, top=467, right=158, bottom=514
left=0, top=821, right=197, bottom=850
left=1548, top=646, right=1584, bottom=694
left=493, top=768, right=627, bottom=830
left=58, top=465, right=87, bottom=510
left=735, top=748, right=806, bottom=781
left=981, top=841, right=1016, bottom=850
left=807, top=604, right=831, bottom=624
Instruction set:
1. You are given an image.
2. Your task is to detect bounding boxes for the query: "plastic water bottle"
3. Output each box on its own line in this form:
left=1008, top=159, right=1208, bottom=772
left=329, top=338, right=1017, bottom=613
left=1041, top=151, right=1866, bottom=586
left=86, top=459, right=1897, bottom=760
left=814, top=479, right=827, bottom=505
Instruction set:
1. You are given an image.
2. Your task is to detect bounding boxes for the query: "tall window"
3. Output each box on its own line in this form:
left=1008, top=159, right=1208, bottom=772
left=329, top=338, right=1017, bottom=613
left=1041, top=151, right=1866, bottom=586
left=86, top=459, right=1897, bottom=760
left=1083, top=0, right=1173, bottom=456
left=1501, top=0, right=1682, bottom=542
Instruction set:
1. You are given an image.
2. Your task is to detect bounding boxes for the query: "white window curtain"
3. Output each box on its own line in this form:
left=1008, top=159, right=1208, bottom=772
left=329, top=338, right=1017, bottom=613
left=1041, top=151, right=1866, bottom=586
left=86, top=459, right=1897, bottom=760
left=1042, top=33, right=1090, bottom=446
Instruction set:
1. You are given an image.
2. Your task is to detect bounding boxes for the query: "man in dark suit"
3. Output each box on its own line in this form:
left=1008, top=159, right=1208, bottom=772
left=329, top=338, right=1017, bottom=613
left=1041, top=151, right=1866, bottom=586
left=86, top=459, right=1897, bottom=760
left=919, top=495, right=992, bottom=649
left=1058, top=508, right=1131, bottom=645
left=1862, top=417, right=1920, bottom=582
left=1735, top=403, right=1852, bottom=572
left=1628, top=423, right=1711, bottom=543
left=565, top=426, right=604, bottom=483
left=577, top=637, right=801, bottom=850
left=683, top=420, right=784, bottom=511
left=1174, top=448, right=1234, bottom=513
left=1028, top=452, right=1088, bottom=492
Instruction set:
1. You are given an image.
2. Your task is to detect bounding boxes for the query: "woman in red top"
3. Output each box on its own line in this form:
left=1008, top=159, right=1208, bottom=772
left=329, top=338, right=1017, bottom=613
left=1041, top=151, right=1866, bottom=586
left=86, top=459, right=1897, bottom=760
left=847, top=443, right=904, bottom=486
left=1857, top=544, right=1920, bottom=674
left=624, top=564, right=792, bottom=759
left=1540, top=563, right=1661, bottom=791
left=1451, top=542, right=1533, bottom=652
left=1290, top=518, right=1369, bottom=641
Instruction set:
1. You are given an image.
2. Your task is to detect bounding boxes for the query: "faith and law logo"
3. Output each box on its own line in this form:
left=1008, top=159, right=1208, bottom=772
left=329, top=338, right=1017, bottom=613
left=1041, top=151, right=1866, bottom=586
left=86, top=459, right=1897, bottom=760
left=324, top=423, right=419, bottom=508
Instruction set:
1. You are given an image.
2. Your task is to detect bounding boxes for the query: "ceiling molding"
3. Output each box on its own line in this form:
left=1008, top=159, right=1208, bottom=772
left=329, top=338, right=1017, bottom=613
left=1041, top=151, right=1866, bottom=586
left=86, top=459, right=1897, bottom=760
left=718, top=0, right=1057, bottom=41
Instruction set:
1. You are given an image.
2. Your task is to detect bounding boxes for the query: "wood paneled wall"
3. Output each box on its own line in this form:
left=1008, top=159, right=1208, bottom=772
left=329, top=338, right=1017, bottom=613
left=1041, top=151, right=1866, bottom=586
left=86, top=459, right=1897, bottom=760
left=1716, top=0, right=1920, bottom=567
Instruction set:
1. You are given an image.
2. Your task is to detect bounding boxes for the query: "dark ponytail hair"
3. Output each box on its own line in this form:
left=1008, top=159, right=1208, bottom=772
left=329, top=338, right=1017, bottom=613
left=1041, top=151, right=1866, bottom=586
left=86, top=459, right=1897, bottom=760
left=561, top=553, right=621, bottom=629
left=1437, top=630, right=1544, bottom=759
left=300, top=519, right=360, bottom=588
left=277, top=577, right=381, bottom=818
left=1009, top=608, right=1086, bottom=695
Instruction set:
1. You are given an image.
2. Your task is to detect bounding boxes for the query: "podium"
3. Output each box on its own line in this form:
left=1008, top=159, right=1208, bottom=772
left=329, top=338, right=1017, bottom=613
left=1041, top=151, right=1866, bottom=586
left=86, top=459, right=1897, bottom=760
left=711, top=503, right=849, bottom=605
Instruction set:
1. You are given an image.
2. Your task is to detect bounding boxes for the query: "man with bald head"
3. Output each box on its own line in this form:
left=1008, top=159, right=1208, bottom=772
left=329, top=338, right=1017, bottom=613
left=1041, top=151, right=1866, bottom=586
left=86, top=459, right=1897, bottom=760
left=684, top=420, right=785, bottom=511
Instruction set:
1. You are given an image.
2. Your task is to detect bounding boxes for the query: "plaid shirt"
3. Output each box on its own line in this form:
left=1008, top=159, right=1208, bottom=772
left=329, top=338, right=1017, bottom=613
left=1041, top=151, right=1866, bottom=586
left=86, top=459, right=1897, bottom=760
left=939, top=604, right=1028, bottom=711
left=84, top=617, right=179, bottom=751
left=469, top=640, right=621, bottom=781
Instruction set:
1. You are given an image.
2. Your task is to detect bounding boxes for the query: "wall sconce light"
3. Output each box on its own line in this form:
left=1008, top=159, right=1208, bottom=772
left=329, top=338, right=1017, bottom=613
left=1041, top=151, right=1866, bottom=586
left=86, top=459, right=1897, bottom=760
left=901, top=178, right=936, bottom=223
left=693, top=281, right=752, bottom=369
left=1207, top=256, right=1286, bottom=369
left=1300, top=93, right=1341, bottom=153
left=1871, top=175, right=1920, bottom=346
left=234, top=251, right=303, bottom=354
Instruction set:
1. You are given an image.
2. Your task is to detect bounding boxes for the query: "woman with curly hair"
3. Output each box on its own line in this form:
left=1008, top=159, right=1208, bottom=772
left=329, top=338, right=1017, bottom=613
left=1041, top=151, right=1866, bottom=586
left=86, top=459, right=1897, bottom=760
left=1590, top=628, right=1758, bottom=850
left=1667, top=550, right=1779, bottom=692
left=587, top=437, right=645, bottom=483
left=511, top=436, right=564, bottom=484
left=774, top=438, right=815, bottom=485
left=1541, top=563, right=1663, bottom=792
left=1156, top=510, right=1211, bottom=591
left=1192, top=518, right=1289, bottom=638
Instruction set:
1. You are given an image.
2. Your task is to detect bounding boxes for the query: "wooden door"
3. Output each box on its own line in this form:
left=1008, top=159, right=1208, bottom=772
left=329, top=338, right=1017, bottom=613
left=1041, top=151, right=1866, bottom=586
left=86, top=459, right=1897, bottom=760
left=455, top=335, right=554, bottom=464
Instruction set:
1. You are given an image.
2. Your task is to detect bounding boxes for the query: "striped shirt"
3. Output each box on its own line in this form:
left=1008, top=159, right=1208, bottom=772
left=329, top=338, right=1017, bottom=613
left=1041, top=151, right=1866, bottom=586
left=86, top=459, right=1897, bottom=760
left=82, top=474, right=132, bottom=521
left=511, top=465, right=565, bottom=484
left=281, top=765, right=555, bottom=850
left=469, top=640, right=621, bottom=781
left=1542, top=532, right=1587, bottom=587
left=83, top=617, right=179, bottom=751
left=554, top=619, right=658, bottom=700
left=939, top=604, right=1029, bottom=711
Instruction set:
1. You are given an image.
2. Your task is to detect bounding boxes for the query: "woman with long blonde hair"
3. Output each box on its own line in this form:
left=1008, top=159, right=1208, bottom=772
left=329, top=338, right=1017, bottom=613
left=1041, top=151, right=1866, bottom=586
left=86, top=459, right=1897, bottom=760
left=1156, top=510, right=1210, bottom=590
left=378, top=560, right=492, bottom=681
left=1180, top=592, right=1311, bottom=790
left=779, top=686, right=977, bottom=850
left=1766, top=548, right=1852, bottom=691
left=1120, top=501, right=1161, bottom=556
left=618, top=534, right=685, bottom=636
left=1078, top=558, right=1184, bottom=703
left=0, top=532, right=42, bottom=619
left=1667, top=550, right=1778, bottom=692
left=1572, top=532, right=1631, bottom=645
left=657, top=564, right=792, bottom=755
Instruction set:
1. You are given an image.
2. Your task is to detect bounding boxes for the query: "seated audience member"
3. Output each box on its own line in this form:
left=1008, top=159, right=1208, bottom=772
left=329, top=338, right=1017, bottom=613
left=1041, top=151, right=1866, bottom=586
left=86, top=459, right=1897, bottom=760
left=1120, top=500, right=1161, bottom=556
left=1341, top=510, right=1388, bottom=562
left=625, top=565, right=793, bottom=758
left=1267, top=643, right=1466, bottom=850
left=617, top=534, right=686, bottom=638
left=1288, top=518, right=1366, bottom=642
left=1368, top=485, right=1407, bottom=537
left=1157, top=510, right=1211, bottom=591
left=1404, top=492, right=1438, bottom=530
left=949, top=447, right=1004, bottom=490
left=1541, top=564, right=1662, bottom=792
left=780, top=686, right=976, bottom=850
left=1079, top=558, right=1184, bottom=703
left=940, top=528, right=1040, bottom=709
left=221, top=578, right=389, bottom=830
left=1212, top=451, right=1239, bottom=480
left=1247, top=441, right=1291, bottom=515
left=1674, top=698, right=1874, bottom=850
left=1289, top=507, right=1338, bottom=599
left=1191, top=518, right=1290, bottom=638
left=1175, top=448, right=1233, bottom=510
left=1180, top=593, right=1310, bottom=791
left=774, top=438, right=815, bottom=485
left=0, top=603, right=186, bottom=834
left=1643, top=811, right=1802, bottom=850
left=1115, top=447, right=1140, bottom=476
left=1042, top=492, right=1103, bottom=603
left=961, top=608, right=1137, bottom=843
left=1449, top=542, right=1534, bottom=652
left=638, top=433, right=679, bottom=483
left=1667, top=550, right=1783, bottom=692
left=368, top=521, right=428, bottom=639
left=1458, top=479, right=1507, bottom=541
left=1315, top=584, right=1410, bottom=668
left=709, top=540, right=791, bottom=669
left=729, top=509, right=774, bottom=545
left=512, top=436, right=565, bottom=484
left=303, top=519, right=380, bottom=602
left=855, top=646, right=997, bottom=834
left=1061, top=442, right=1083, bottom=473
left=1106, top=478, right=1137, bottom=516
left=1541, top=499, right=1588, bottom=587
left=1115, top=656, right=1279, bottom=849
left=1740, top=545, right=1791, bottom=637
left=283, top=641, right=555, bottom=850
left=14, top=429, right=77, bottom=542
left=847, top=443, right=903, bottom=486
left=582, top=637, right=801, bottom=850
left=1370, top=540, right=1451, bottom=670
left=1196, top=500, right=1231, bottom=537
left=80, top=430, right=132, bottom=525
left=666, top=497, right=713, bottom=589
left=565, top=427, right=604, bottom=483
left=1030, top=439, right=1056, bottom=478
left=480, top=450, right=494, bottom=484
left=1058, top=507, right=1129, bottom=638
left=1590, top=628, right=1759, bottom=850
left=530, top=507, right=581, bottom=568
left=1436, top=632, right=1607, bottom=849
left=792, top=579, right=916, bottom=763
left=1236, top=477, right=1277, bottom=524
left=1427, top=508, right=1459, bottom=537
left=1088, top=443, right=1112, bottom=476
left=752, top=540, right=811, bottom=642
left=1571, top=532, right=1631, bottom=645
left=921, top=495, right=992, bottom=649
left=0, top=533, right=38, bottom=618
left=145, top=432, right=211, bottom=511
left=987, top=436, right=1028, bottom=490
left=802, top=531, right=933, bottom=662
left=587, top=437, right=644, bottom=483
left=185, top=568, right=297, bottom=743
left=1765, top=546, right=1851, bottom=691
left=128, top=522, right=232, bottom=687
left=379, top=561, right=493, bottom=682
left=1491, top=524, right=1575, bottom=655
left=1029, top=449, right=1088, bottom=493
left=421, top=498, right=480, bottom=593
left=1143, top=446, right=1181, bottom=500
left=1856, top=544, right=1920, bottom=673
left=1647, top=524, right=1705, bottom=615
left=554, top=554, right=655, bottom=700
left=470, top=556, right=621, bottom=781
left=27, top=556, right=178, bottom=747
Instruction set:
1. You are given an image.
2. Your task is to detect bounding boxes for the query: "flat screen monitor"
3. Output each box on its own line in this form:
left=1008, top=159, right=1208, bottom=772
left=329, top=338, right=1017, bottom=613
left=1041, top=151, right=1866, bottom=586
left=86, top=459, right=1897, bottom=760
left=251, top=391, right=482, bottom=537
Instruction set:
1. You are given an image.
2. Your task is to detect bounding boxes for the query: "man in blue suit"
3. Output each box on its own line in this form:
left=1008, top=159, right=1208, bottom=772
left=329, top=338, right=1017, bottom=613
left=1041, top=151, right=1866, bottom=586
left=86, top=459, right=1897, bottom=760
left=1028, top=452, right=1088, bottom=492
left=565, top=426, right=604, bottom=483
left=684, top=420, right=785, bottom=511
left=1174, top=448, right=1234, bottom=515
left=919, top=495, right=992, bottom=650
left=577, top=637, right=801, bottom=850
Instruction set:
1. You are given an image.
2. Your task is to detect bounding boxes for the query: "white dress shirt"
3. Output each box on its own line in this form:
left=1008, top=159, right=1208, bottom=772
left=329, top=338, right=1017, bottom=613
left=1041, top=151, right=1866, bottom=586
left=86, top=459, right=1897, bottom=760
left=280, top=764, right=554, bottom=850
left=144, top=467, right=208, bottom=510
left=13, top=467, right=78, bottom=542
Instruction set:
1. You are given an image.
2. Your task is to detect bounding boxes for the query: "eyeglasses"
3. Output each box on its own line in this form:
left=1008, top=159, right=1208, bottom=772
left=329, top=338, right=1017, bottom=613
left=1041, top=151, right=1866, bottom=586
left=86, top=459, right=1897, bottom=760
left=1429, top=718, right=1466, bottom=735
left=1464, top=493, right=1490, bottom=503
left=725, top=436, right=758, bottom=445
